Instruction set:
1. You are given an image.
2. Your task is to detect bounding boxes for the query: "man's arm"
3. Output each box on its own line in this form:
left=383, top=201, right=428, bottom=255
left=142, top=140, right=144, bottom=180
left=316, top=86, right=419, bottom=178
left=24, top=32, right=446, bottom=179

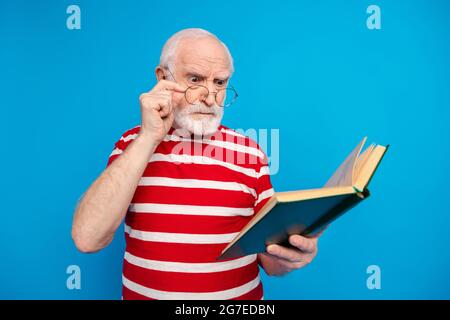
left=71, top=79, right=185, bottom=253
left=71, top=133, right=157, bottom=253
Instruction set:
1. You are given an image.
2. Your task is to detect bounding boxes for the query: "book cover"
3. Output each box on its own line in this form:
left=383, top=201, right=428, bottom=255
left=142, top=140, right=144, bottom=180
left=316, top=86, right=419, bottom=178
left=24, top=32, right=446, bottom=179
left=218, top=137, right=389, bottom=260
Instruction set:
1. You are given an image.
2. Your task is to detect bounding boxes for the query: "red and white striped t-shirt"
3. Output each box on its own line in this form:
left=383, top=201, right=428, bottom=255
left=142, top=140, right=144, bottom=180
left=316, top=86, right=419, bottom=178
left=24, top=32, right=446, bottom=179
left=106, top=124, right=274, bottom=300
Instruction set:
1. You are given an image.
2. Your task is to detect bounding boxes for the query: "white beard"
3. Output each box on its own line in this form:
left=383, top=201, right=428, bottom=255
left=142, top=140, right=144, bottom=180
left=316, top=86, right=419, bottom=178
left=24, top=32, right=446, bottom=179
left=173, top=103, right=224, bottom=136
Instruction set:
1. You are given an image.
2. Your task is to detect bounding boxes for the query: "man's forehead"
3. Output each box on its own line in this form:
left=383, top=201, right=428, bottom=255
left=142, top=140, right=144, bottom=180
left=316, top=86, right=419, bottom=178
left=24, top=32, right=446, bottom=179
left=175, top=38, right=231, bottom=76
left=179, top=63, right=230, bottom=78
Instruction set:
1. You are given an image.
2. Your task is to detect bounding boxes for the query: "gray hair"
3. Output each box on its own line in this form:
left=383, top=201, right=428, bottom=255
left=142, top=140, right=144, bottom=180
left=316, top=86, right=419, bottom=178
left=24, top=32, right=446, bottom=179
left=159, top=28, right=234, bottom=74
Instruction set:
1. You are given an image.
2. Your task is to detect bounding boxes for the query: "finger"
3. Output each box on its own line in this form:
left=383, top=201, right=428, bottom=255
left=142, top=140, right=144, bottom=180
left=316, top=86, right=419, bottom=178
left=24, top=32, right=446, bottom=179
left=163, top=110, right=175, bottom=129
left=157, top=99, right=172, bottom=118
left=159, top=106, right=171, bottom=118
left=289, top=235, right=317, bottom=254
left=155, top=90, right=182, bottom=109
left=165, top=99, right=173, bottom=116
left=140, top=93, right=164, bottom=109
left=266, top=244, right=304, bottom=263
left=141, top=94, right=169, bottom=112
left=154, top=79, right=185, bottom=93
left=273, top=256, right=308, bottom=271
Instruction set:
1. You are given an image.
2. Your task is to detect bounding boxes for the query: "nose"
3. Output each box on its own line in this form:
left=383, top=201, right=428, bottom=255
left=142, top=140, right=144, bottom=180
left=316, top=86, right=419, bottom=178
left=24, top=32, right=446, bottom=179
left=202, top=83, right=216, bottom=107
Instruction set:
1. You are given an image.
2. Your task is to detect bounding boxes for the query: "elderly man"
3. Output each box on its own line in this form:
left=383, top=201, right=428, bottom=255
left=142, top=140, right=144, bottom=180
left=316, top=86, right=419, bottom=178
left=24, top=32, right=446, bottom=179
left=72, top=28, right=320, bottom=300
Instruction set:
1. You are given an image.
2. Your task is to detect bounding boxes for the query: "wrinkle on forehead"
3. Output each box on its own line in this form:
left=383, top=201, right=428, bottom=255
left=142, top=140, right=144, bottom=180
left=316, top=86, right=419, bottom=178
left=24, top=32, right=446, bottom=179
left=175, top=37, right=231, bottom=75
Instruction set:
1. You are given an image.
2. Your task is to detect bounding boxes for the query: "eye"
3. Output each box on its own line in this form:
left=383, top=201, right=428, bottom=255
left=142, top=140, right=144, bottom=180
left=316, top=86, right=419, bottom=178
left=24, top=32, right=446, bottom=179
left=188, top=76, right=200, bottom=84
left=215, top=79, right=227, bottom=87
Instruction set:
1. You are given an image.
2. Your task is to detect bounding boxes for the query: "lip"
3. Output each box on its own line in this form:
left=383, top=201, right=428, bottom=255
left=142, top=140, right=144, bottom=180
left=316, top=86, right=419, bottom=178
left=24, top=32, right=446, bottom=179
left=191, top=112, right=213, bottom=115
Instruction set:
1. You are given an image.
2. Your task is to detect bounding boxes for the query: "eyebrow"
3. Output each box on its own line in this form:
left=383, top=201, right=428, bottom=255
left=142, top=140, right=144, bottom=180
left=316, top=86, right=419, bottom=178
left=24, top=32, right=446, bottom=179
left=183, top=70, right=230, bottom=80
left=185, top=71, right=205, bottom=78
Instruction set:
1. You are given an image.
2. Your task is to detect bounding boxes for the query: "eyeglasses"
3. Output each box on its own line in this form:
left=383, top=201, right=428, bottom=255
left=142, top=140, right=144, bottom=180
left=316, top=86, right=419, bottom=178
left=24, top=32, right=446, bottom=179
left=164, top=67, right=238, bottom=108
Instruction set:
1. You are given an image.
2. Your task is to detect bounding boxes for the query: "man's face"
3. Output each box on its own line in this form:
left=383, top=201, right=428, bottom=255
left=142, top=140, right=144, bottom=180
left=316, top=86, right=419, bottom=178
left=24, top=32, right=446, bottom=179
left=169, top=37, right=232, bottom=136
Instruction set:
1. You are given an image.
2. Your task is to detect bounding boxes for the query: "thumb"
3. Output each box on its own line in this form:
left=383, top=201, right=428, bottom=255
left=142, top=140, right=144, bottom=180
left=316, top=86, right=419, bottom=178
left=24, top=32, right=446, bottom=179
left=164, top=110, right=175, bottom=130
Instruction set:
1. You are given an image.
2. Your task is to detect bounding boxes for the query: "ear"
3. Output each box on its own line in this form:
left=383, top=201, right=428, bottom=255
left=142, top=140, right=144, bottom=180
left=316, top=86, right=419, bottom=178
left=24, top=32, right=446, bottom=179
left=155, top=66, right=165, bottom=81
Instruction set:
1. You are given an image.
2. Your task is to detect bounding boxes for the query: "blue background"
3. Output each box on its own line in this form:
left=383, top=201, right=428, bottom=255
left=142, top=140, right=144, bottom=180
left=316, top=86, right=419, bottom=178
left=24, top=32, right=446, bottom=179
left=1, top=0, right=449, bottom=299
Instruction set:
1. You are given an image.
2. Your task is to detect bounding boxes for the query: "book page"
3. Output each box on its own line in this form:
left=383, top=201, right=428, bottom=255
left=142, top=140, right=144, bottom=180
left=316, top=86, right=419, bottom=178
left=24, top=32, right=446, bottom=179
left=353, top=145, right=388, bottom=192
left=276, top=186, right=355, bottom=202
left=354, top=143, right=375, bottom=182
left=324, top=137, right=367, bottom=188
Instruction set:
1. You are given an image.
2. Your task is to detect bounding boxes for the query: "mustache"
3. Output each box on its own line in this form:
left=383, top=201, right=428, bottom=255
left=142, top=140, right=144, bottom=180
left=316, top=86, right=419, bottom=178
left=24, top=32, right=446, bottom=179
left=185, top=104, right=218, bottom=115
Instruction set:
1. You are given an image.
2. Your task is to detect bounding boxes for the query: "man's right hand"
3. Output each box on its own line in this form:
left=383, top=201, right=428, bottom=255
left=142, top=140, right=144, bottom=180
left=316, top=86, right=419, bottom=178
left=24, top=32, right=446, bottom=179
left=138, top=80, right=185, bottom=144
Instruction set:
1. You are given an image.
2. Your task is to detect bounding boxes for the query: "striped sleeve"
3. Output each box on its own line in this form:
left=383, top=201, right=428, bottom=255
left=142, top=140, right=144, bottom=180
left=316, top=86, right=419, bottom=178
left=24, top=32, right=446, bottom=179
left=106, top=126, right=140, bottom=167
left=253, top=146, right=274, bottom=215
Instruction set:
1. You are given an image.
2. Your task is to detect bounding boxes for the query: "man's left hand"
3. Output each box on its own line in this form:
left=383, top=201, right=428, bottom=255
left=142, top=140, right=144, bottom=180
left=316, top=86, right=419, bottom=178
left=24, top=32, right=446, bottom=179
left=258, top=233, right=321, bottom=276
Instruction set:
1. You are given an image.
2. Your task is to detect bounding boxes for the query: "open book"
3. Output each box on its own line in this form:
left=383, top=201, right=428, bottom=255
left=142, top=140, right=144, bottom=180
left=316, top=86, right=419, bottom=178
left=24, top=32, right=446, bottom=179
left=218, top=137, right=389, bottom=260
